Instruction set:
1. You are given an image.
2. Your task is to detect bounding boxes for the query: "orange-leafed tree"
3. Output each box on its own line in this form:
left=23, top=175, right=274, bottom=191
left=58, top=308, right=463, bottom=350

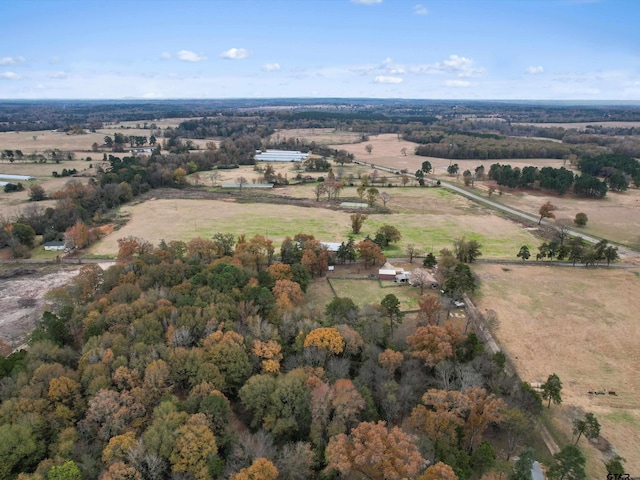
left=231, top=457, right=278, bottom=480
left=100, top=462, right=142, bottom=480
left=418, top=294, right=442, bottom=326
left=235, top=234, right=275, bottom=272
left=186, top=237, right=217, bottom=263
left=272, top=279, right=304, bottom=310
left=407, top=324, right=464, bottom=367
left=300, top=239, right=330, bottom=277
left=325, top=421, right=425, bottom=480
left=65, top=220, right=97, bottom=250
left=462, top=387, right=505, bottom=452
left=102, top=431, right=137, bottom=464
left=252, top=339, right=283, bottom=374
left=418, top=462, right=458, bottom=480
left=355, top=239, right=385, bottom=268
left=304, top=327, right=345, bottom=355
left=266, top=263, right=293, bottom=281
left=169, top=414, right=218, bottom=480
left=378, top=349, right=403, bottom=375
left=409, top=389, right=469, bottom=449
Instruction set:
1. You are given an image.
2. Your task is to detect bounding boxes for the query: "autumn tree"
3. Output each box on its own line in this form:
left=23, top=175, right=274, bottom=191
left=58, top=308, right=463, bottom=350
left=541, top=373, right=563, bottom=408
left=325, top=421, right=425, bottom=480
left=407, top=324, right=463, bottom=368
left=366, top=187, right=379, bottom=207
left=236, top=234, right=275, bottom=272
left=231, top=457, right=278, bottom=480
left=418, top=294, right=442, bottom=325
left=170, top=414, right=218, bottom=480
left=350, top=213, right=368, bottom=234
left=304, top=327, right=345, bottom=355
left=538, top=201, right=558, bottom=225
left=463, top=387, right=505, bottom=452
left=573, top=412, right=600, bottom=445
left=378, top=349, right=403, bottom=375
left=355, top=239, right=385, bottom=268
left=252, top=340, right=283, bottom=374
left=419, top=462, right=458, bottom=480
left=375, top=224, right=402, bottom=247
left=273, top=279, right=304, bottom=311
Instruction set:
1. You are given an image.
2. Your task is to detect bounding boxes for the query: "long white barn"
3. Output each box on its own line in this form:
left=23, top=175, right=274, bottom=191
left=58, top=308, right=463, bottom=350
left=254, top=150, right=310, bottom=162
left=0, top=174, right=35, bottom=181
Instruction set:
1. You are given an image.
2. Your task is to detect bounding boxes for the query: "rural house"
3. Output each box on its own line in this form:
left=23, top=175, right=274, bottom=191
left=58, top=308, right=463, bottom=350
left=43, top=241, right=66, bottom=252
left=378, top=261, right=404, bottom=281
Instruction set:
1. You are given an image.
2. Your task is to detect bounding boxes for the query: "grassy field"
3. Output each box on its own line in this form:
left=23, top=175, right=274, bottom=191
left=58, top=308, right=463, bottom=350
left=326, top=132, right=640, bottom=249
left=329, top=278, right=422, bottom=310
left=87, top=197, right=540, bottom=258
left=473, top=263, right=640, bottom=476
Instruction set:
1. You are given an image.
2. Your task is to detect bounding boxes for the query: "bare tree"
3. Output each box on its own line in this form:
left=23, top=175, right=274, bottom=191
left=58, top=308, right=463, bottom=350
left=406, top=244, right=417, bottom=263
left=237, top=176, right=248, bottom=193
left=210, top=171, right=222, bottom=187
left=380, top=191, right=391, bottom=207
left=365, top=144, right=373, bottom=154
left=401, top=147, right=407, bottom=156
left=408, top=268, right=437, bottom=295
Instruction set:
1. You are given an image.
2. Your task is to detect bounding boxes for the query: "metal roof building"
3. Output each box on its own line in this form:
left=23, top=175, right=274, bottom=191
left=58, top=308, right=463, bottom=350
left=255, top=150, right=310, bottom=162
left=0, top=174, right=35, bottom=181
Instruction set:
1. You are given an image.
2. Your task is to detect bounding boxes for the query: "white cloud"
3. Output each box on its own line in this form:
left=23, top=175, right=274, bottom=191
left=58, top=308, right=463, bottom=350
left=161, top=52, right=172, bottom=60
left=351, top=0, right=382, bottom=4
left=374, top=75, right=403, bottom=84
left=0, top=72, right=21, bottom=80
left=445, top=79, right=471, bottom=87
left=177, top=50, right=207, bottom=62
left=413, top=4, right=429, bottom=14
left=0, top=56, right=25, bottom=65
left=221, top=48, right=250, bottom=60
left=262, top=63, right=281, bottom=72
left=48, top=71, right=68, bottom=79
left=526, top=65, right=544, bottom=75
left=409, top=54, right=482, bottom=77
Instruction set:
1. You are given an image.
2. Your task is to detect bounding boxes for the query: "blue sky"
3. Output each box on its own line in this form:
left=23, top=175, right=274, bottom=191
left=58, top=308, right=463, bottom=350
left=0, top=0, right=638, bottom=100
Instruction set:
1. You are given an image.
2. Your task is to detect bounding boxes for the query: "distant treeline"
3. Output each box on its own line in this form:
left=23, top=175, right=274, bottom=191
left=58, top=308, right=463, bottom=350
left=3, top=99, right=640, bottom=133
left=411, top=132, right=576, bottom=160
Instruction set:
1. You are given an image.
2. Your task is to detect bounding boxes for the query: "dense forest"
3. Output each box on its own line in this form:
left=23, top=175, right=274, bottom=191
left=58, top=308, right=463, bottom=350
left=1, top=231, right=571, bottom=480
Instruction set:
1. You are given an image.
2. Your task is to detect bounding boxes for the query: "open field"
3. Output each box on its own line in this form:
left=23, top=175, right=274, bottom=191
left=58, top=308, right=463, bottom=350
left=324, top=132, right=640, bottom=248
left=513, top=121, right=640, bottom=130
left=271, top=128, right=363, bottom=145
left=87, top=197, right=540, bottom=259
left=473, top=263, right=640, bottom=475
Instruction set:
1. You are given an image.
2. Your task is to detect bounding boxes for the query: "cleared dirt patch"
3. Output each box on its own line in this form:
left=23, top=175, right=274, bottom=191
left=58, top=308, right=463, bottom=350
left=473, top=263, right=640, bottom=474
left=0, top=266, right=81, bottom=347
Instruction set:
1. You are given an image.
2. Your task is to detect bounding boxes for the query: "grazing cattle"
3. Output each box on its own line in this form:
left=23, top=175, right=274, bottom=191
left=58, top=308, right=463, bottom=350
left=608, top=391, right=617, bottom=396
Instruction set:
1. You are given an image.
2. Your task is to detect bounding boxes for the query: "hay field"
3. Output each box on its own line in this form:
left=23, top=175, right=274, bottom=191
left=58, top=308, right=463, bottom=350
left=271, top=128, right=363, bottom=145
left=474, top=263, right=640, bottom=474
left=87, top=198, right=539, bottom=258
left=0, top=129, right=103, bottom=154
left=325, top=132, right=640, bottom=248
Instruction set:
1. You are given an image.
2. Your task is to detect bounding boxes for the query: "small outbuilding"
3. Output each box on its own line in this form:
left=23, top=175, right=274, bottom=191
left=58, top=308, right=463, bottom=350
left=44, top=241, right=66, bottom=251
left=379, top=261, right=404, bottom=281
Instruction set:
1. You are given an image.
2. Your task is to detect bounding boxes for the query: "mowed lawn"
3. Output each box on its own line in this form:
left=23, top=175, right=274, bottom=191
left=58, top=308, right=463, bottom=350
left=473, top=263, right=640, bottom=476
left=87, top=198, right=540, bottom=258
left=329, top=278, right=422, bottom=310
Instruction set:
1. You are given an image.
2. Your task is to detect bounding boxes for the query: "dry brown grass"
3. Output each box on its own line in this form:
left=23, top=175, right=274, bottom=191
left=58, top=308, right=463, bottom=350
left=271, top=128, right=363, bottom=145
left=474, top=263, right=640, bottom=475
left=325, top=132, right=640, bottom=248
left=514, top=121, right=640, bottom=131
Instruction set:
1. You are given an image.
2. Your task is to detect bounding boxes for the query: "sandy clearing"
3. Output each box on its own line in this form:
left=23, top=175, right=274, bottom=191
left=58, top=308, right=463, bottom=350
left=0, top=267, right=81, bottom=347
left=474, top=263, right=640, bottom=474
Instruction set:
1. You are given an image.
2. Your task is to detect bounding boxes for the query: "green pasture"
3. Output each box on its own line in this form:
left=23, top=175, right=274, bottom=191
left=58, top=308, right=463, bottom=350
left=328, top=278, right=421, bottom=310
